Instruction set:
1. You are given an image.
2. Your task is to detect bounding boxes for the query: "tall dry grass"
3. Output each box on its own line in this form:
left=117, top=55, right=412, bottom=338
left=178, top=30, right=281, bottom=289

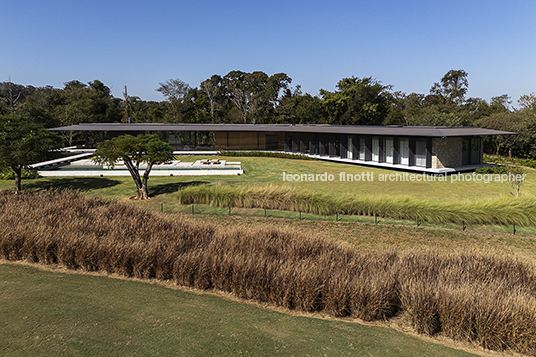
left=177, top=183, right=536, bottom=226
left=1, top=190, right=536, bottom=355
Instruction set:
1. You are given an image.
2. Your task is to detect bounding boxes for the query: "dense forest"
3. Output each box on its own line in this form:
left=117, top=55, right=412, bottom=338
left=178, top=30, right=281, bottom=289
left=1, top=69, right=535, bottom=158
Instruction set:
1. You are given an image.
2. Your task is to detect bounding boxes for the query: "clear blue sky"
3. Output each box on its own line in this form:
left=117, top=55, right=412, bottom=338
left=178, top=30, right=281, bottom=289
left=1, top=0, right=535, bottom=105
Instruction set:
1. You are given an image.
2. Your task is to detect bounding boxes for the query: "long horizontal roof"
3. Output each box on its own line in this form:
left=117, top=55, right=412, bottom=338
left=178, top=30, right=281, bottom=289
left=49, top=123, right=516, bottom=137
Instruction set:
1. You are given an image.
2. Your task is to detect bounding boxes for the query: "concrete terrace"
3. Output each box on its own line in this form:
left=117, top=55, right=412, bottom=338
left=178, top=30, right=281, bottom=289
left=35, top=157, right=243, bottom=177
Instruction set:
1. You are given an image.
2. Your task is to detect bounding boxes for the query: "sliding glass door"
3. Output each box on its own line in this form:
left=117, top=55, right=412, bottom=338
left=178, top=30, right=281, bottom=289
left=399, top=138, right=409, bottom=165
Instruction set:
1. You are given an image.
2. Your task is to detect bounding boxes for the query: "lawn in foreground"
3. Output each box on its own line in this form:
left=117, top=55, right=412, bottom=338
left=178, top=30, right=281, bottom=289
left=0, top=263, right=478, bottom=357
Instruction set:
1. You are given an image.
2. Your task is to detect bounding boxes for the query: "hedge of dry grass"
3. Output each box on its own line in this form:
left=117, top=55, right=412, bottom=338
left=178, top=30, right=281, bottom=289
left=177, top=184, right=536, bottom=226
left=1, top=190, right=536, bottom=355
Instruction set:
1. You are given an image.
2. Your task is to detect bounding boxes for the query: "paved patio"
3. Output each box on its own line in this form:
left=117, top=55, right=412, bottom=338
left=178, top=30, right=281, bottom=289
left=35, top=157, right=243, bottom=177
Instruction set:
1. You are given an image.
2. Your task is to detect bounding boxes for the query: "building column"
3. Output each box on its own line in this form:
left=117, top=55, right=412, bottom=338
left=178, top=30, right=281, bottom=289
left=329, top=133, right=336, bottom=157
left=309, top=134, right=317, bottom=155
left=378, top=136, right=385, bottom=163
left=352, top=136, right=358, bottom=160
left=291, top=133, right=298, bottom=152
left=393, top=137, right=400, bottom=164
left=364, top=136, right=372, bottom=161
left=426, top=137, right=433, bottom=168
left=340, top=134, right=348, bottom=159
left=319, top=133, right=326, bottom=156
left=299, top=133, right=306, bottom=153
left=284, top=133, right=290, bottom=152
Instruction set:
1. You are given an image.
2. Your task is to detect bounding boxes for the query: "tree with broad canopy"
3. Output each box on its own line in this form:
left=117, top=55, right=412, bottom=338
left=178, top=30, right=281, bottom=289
left=93, top=134, right=174, bottom=200
left=0, top=115, right=59, bottom=194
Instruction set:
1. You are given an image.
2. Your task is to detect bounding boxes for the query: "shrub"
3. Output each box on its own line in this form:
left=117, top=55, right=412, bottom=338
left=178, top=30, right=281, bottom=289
left=483, top=155, right=536, bottom=169
left=0, top=168, right=40, bottom=180
left=475, top=166, right=509, bottom=174
left=218, top=151, right=315, bottom=160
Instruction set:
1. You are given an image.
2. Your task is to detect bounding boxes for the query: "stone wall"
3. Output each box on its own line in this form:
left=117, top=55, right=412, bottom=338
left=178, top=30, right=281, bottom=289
left=432, top=137, right=462, bottom=168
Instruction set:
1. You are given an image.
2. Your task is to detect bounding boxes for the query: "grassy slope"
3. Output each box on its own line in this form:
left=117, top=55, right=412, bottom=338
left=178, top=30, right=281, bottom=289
left=1, top=157, right=535, bottom=356
left=0, top=263, right=478, bottom=357
left=2, top=156, right=535, bottom=201
left=161, top=213, right=536, bottom=261
left=2, top=155, right=536, bottom=233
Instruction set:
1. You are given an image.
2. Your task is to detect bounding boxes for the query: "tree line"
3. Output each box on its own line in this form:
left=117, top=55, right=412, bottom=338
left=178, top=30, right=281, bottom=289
left=1, top=69, right=536, bottom=158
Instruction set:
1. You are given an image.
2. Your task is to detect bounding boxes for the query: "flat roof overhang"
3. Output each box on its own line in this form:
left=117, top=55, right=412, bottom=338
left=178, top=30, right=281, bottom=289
left=49, top=123, right=517, bottom=137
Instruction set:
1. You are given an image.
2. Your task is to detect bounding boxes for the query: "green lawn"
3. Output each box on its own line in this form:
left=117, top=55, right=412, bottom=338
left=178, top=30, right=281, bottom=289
left=3, top=156, right=534, bottom=201
left=2, top=156, right=535, bottom=233
left=0, top=263, right=479, bottom=357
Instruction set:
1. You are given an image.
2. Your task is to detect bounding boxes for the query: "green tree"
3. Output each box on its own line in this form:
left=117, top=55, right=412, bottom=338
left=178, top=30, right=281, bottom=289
left=518, top=92, right=536, bottom=112
left=407, top=112, right=467, bottom=127
left=133, top=100, right=168, bottom=123
left=49, top=80, right=122, bottom=146
left=221, top=71, right=291, bottom=124
left=93, top=134, right=174, bottom=200
left=276, top=86, right=326, bottom=124
left=490, top=94, right=511, bottom=112
left=475, top=112, right=527, bottom=157
left=430, top=69, right=469, bottom=105
left=200, top=75, right=222, bottom=123
left=156, top=78, right=190, bottom=121
left=320, top=77, right=392, bottom=125
left=264, top=73, right=292, bottom=109
left=0, top=115, right=58, bottom=194
left=0, top=81, right=37, bottom=115
left=393, top=71, right=477, bottom=127
left=222, top=70, right=264, bottom=123
left=15, top=85, right=59, bottom=127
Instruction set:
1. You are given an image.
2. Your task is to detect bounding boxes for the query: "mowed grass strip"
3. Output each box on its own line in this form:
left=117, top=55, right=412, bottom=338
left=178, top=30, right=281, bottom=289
left=0, top=263, right=478, bottom=357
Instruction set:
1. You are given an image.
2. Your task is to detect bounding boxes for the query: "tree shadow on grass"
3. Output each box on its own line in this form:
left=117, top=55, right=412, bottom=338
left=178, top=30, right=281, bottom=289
left=150, top=181, right=209, bottom=197
left=23, top=177, right=122, bottom=192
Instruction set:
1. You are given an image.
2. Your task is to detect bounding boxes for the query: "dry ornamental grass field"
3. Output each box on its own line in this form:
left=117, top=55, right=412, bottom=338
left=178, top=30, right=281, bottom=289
left=1, top=190, right=536, bottom=355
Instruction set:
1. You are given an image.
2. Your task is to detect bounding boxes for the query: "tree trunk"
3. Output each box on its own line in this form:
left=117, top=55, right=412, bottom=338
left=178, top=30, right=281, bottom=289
left=137, top=185, right=149, bottom=200
left=138, top=162, right=154, bottom=200
left=122, top=158, right=157, bottom=200
left=124, top=159, right=146, bottom=200
left=12, top=166, right=22, bottom=194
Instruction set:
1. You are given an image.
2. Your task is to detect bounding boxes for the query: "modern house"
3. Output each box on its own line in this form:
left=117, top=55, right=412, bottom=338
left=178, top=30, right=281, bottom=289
left=50, top=123, right=516, bottom=173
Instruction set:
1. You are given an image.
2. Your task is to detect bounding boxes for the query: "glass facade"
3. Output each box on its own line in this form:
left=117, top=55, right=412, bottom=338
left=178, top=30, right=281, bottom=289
left=372, top=137, right=379, bottom=162
left=359, top=137, right=366, bottom=160
left=399, top=138, right=409, bottom=165
left=462, top=137, right=481, bottom=165
left=164, top=131, right=215, bottom=150
left=415, top=139, right=427, bottom=167
left=266, top=134, right=279, bottom=150
left=385, top=138, right=394, bottom=164
left=208, top=130, right=485, bottom=171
